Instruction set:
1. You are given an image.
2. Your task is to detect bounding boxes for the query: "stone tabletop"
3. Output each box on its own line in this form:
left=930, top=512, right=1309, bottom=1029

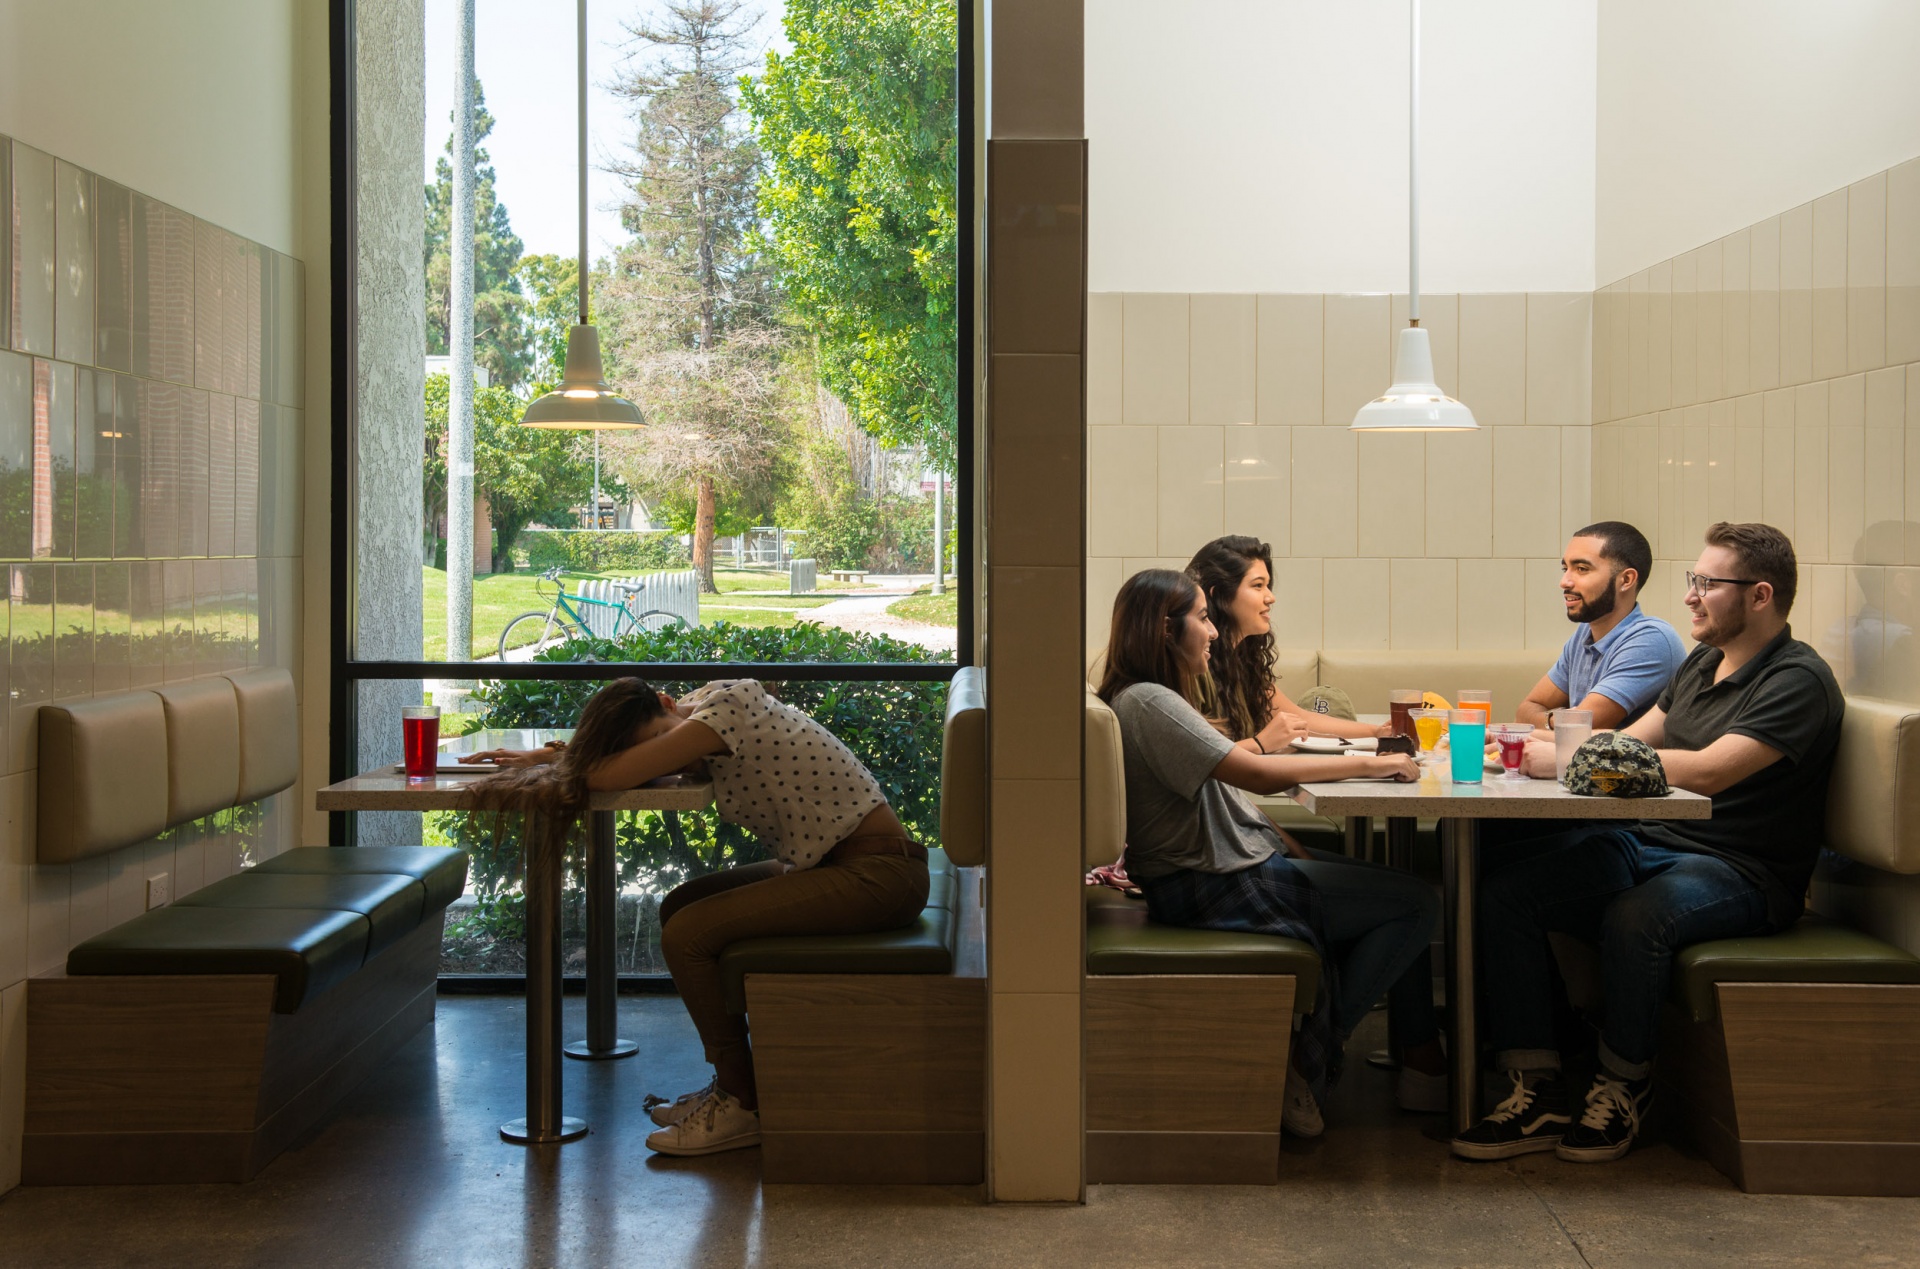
left=1290, top=773, right=1712, bottom=820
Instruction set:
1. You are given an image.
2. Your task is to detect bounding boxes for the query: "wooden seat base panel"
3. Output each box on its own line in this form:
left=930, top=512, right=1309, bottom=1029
left=747, top=973, right=986, bottom=1185
left=1660, top=981, right=1920, bottom=1196
left=23, top=916, right=445, bottom=1185
left=1086, top=974, right=1295, bottom=1185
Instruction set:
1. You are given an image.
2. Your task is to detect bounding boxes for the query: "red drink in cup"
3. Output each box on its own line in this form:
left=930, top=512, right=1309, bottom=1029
left=1497, top=735, right=1527, bottom=772
left=402, top=706, right=441, bottom=779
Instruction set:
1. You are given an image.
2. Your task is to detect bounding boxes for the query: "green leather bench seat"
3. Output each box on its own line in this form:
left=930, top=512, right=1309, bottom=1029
left=178, top=871, right=428, bottom=959
left=253, top=845, right=470, bottom=911
left=67, top=906, right=372, bottom=1012
left=720, top=849, right=959, bottom=1015
left=1084, top=889, right=1322, bottom=1012
left=68, top=847, right=471, bottom=1013
left=1673, top=914, right=1920, bottom=1023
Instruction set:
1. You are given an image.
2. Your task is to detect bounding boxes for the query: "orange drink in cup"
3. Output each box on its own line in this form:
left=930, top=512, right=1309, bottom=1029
left=1457, top=690, right=1492, bottom=724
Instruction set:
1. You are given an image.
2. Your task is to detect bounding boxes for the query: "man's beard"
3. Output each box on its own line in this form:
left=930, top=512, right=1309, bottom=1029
left=1693, top=602, right=1747, bottom=648
left=1567, top=582, right=1618, bottom=625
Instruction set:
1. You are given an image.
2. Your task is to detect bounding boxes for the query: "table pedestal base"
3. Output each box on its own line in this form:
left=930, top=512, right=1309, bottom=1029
left=1440, top=818, right=1481, bottom=1135
left=564, top=1039, right=639, bottom=1060
left=500, top=1116, right=589, bottom=1144
left=565, top=810, right=638, bottom=1062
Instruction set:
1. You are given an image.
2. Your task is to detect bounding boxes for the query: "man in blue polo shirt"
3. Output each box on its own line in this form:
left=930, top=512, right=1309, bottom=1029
left=1517, top=521, right=1686, bottom=731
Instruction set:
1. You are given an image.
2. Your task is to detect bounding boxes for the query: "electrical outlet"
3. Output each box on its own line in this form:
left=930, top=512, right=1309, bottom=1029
left=146, top=872, right=171, bottom=909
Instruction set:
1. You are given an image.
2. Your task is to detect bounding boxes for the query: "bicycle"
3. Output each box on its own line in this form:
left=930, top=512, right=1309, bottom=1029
left=496, top=566, right=688, bottom=660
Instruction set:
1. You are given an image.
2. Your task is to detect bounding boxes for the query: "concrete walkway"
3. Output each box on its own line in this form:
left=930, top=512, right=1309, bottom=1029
left=796, top=574, right=956, bottom=653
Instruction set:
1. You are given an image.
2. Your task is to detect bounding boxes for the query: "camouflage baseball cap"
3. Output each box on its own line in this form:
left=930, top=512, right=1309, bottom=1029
left=1296, top=685, right=1357, bottom=721
left=1565, top=733, right=1669, bottom=798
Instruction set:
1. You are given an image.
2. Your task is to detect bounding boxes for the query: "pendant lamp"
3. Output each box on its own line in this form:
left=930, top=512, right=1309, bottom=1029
left=522, top=0, right=645, bottom=431
left=1352, top=0, right=1476, bottom=432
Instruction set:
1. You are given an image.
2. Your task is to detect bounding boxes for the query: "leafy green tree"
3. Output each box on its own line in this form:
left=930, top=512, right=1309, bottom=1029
left=741, top=0, right=957, bottom=467
left=599, top=0, right=789, bottom=593
left=515, top=253, right=590, bottom=391
left=425, top=84, right=531, bottom=389
left=424, top=373, right=600, bottom=570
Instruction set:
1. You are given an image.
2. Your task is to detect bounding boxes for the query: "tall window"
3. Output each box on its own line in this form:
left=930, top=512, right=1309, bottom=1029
left=336, top=0, right=970, bottom=978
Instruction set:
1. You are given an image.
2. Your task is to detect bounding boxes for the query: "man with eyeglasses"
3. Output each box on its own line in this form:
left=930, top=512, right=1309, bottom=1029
left=1454, top=522, right=1843, bottom=1167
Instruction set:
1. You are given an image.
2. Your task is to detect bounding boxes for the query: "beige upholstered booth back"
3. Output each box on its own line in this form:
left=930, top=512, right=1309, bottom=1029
left=1084, top=691, right=1127, bottom=871
left=1826, top=696, right=1920, bottom=875
left=36, top=668, right=300, bottom=865
left=1314, top=649, right=1554, bottom=724
left=939, top=667, right=986, bottom=867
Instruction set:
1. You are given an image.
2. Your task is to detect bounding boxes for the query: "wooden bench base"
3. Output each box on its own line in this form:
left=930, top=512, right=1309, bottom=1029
left=1086, top=974, right=1296, bottom=1184
left=23, top=915, right=445, bottom=1185
left=1660, top=981, right=1920, bottom=1196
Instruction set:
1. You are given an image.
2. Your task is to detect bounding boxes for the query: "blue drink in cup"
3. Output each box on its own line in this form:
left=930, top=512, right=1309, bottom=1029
left=1448, top=709, right=1486, bottom=785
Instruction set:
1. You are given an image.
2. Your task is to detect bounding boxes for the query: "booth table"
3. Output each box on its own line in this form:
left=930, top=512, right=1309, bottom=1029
left=318, top=737, right=713, bottom=1145
left=1290, top=774, right=1710, bottom=1133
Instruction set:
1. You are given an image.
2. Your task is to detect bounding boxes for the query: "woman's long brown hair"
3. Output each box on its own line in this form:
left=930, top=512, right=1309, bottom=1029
left=464, top=677, right=669, bottom=875
left=1187, top=535, right=1276, bottom=740
left=1096, top=569, right=1205, bottom=706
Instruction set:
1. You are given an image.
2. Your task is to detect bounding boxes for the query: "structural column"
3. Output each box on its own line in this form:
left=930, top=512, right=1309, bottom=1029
left=983, top=0, right=1087, bottom=1203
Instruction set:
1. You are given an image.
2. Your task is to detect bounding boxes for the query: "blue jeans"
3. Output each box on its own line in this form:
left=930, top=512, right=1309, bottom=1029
left=1481, top=829, right=1771, bottom=1078
left=1297, top=848, right=1441, bottom=1044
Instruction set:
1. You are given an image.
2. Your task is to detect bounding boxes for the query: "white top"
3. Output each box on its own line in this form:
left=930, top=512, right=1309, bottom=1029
left=682, top=680, right=888, bottom=869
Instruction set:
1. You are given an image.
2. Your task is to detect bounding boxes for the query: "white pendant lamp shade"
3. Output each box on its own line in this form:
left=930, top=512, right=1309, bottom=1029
left=521, top=325, right=646, bottom=429
left=1351, top=326, right=1477, bottom=431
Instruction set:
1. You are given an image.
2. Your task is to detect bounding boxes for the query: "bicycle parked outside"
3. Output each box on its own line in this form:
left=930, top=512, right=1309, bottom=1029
left=496, top=567, right=689, bottom=660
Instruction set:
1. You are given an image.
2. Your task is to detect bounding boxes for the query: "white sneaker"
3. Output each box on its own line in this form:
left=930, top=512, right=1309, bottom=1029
left=644, top=1078, right=716, bottom=1127
left=1282, top=1068, right=1324, bottom=1138
left=645, top=1087, right=761, bottom=1157
left=1396, top=1066, right=1449, bottom=1114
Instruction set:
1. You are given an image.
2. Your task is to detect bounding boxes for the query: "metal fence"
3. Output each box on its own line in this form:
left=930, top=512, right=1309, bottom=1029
left=572, top=571, right=700, bottom=637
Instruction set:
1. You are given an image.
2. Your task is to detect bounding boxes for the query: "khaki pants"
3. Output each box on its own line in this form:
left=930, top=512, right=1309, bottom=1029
left=658, top=849, right=930, bottom=1065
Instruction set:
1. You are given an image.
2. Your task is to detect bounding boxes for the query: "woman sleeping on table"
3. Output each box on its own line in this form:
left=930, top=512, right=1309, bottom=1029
left=463, top=676, right=927, bottom=1158
left=1099, top=566, right=1444, bottom=1137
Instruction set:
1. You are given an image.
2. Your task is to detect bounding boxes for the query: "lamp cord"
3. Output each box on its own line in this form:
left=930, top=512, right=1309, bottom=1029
left=578, top=0, right=589, bottom=325
left=1409, top=0, right=1420, bottom=327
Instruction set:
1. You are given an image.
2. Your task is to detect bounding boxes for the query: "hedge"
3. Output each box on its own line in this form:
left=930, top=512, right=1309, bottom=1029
left=517, top=530, right=692, bottom=573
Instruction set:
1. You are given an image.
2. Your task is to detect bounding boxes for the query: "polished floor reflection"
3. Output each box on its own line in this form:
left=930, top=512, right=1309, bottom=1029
left=0, top=996, right=1913, bottom=1268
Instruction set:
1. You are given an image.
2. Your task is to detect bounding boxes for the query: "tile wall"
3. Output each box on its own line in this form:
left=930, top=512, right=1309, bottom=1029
left=0, top=135, right=306, bottom=1191
left=1086, top=290, right=1594, bottom=660
left=1590, top=156, right=1920, bottom=704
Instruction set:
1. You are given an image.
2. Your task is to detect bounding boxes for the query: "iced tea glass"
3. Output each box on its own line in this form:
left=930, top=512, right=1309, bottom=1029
left=402, top=706, right=441, bottom=779
left=1388, top=689, right=1423, bottom=740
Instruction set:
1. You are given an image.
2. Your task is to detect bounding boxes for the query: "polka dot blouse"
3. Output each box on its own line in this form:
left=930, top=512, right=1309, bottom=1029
left=682, top=679, right=887, bottom=871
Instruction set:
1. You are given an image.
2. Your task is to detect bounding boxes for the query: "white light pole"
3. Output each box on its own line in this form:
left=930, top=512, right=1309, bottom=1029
left=447, top=0, right=477, bottom=656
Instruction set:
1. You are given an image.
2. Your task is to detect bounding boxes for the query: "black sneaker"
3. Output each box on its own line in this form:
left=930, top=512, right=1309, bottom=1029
left=1555, top=1072, right=1652, bottom=1163
left=1451, top=1070, right=1572, bottom=1161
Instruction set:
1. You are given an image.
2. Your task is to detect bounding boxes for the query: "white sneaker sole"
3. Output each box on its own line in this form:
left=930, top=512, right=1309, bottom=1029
left=645, top=1126, right=762, bottom=1157
left=1450, top=1130, right=1566, bottom=1161
left=1554, top=1136, right=1634, bottom=1163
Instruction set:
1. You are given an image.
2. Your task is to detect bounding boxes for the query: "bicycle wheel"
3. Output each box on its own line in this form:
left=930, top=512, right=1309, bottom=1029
left=627, top=608, right=691, bottom=635
left=498, top=611, right=581, bottom=660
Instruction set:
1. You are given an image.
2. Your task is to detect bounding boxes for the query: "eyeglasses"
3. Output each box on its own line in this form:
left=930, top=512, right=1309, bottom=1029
left=1684, top=571, right=1759, bottom=596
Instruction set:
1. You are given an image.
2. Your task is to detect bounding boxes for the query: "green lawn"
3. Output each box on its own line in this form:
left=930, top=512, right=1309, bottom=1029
left=887, top=588, right=958, bottom=628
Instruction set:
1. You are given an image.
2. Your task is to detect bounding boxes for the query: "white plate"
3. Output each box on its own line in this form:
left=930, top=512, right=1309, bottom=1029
left=1345, top=737, right=1379, bottom=752
left=1290, top=737, right=1347, bottom=753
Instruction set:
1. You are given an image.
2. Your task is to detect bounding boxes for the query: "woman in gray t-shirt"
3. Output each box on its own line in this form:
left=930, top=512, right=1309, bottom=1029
left=1097, top=569, right=1441, bottom=1139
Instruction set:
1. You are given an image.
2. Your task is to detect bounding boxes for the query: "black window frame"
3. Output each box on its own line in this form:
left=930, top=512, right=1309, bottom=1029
left=326, top=0, right=976, bottom=849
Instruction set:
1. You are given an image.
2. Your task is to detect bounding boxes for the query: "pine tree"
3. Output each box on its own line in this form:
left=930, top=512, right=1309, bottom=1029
left=424, top=83, right=531, bottom=389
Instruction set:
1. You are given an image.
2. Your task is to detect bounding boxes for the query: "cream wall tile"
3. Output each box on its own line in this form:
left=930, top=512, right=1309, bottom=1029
left=1120, top=556, right=1190, bottom=577
left=1910, top=366, right=1920, bottom=562
left=1087, top=426, right=1157, bottom=556
left=1889, top=158, right=1920, bottom=365
left=1795, top=381, right=1831, bottom=562
left=1156, top=425, right=1222, bottom=557
left=1671, top=251, right=1698, bottom=407
left=1750, top=215, right=1782, bottom=392
left=1813, top=189, right=1849, bottom=381
left=172, top=833, right=206, bottom=900
left=27, top=865, right=68, bottom=978
left=1849, top=172, right=1888, bottom=374
left=106, top=844, right=144, bottom=929
left=0, top=981, right=23, bottom=1194
left=1806, top=564, right=1848, bottom=680
left=1591, top=280, right=1612, bottom=423
left=1623, top=421, right=1661, bottom=549
left=988, top=566, right=1083, bottom=784
left=1459, top=293, right=1527, bottom=425
left=0, top=778, right=25, bottom=992
left=1270, top=556, right=1322, bottom=650
left=1426, top=428, right=1493, bottom=557
left=988, top=990, right=1081, bottom=1201
left=1762, top=388, right=1797, bottom=536
left=1697, top=241, right=1724, bottom=403
left=1524, top=556, right=1573, bottom=650
left=1223, top=426, right=1289, bottom=554
left=1609, top=280, right=1631, bottom=415
left=992, top=353, right=1082, bottom=569
left=1656, top=412, right=1682, bottom=558
left=1560, top=425, right=1592, bottom=543
left=1707, top=403, right=1738, bottom=529
left=1863, top=367, right=1907, bottom=563
left=1393, top=293, right=1459, bottom=397
left=1627, top=270, right=1650, bottom=416
left=989, top=780, right=1082, bottom=995
left=1189, top=293, right=1256, bottom=425
left=1681, top=406, right=1711, bottom=554
left=1457, top=557, right=1527, bottom=650
left=1322, top=294, right=1390, bottom=427
left=1256, top=294, right=1322, bottom=427
left=1831, top=403, right=1866, bottom=572
left=1590, top=424, right=1618, bottom=522
left=1355, top=432, right=1424, bottom=557
left=1087, top=292, right=1121, bottom=425
left=1884, top=566, right=1920, bottom=703
left=1291, top=426, right=1357, bottom=558
left=1493, top=427, right=1561, bottom=557
left=1121, top=293, right=1188, bottom=425
left=1086, top=556, right=1122, bottom=663
left=1527, top=293, right=1591, bottom=426
left=68, top=858, right=109, bottom=946
left=1734, top=402, right=1766, bottom=525
left=1320, top=556, right=1388, bottom=649
left=1646, top=265, right=1672, bottom=411
left=1722, top=228, right=1751, bottom=398
left=1389, top=558, right=1457, bottom=649
left=1780, top=202, right=1815, bottom=385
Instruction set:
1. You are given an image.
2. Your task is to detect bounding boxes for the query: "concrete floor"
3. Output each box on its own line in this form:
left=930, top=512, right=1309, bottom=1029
left=0, top=996, right=1914, bottom=1268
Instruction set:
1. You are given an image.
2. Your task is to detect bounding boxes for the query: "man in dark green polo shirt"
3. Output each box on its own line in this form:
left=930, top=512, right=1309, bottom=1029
left=1453, top=522, right=1844, bottom=1167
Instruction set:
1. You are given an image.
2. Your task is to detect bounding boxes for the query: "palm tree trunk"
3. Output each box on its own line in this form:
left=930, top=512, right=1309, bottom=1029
left=693, top=475, right=718, bottom=593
